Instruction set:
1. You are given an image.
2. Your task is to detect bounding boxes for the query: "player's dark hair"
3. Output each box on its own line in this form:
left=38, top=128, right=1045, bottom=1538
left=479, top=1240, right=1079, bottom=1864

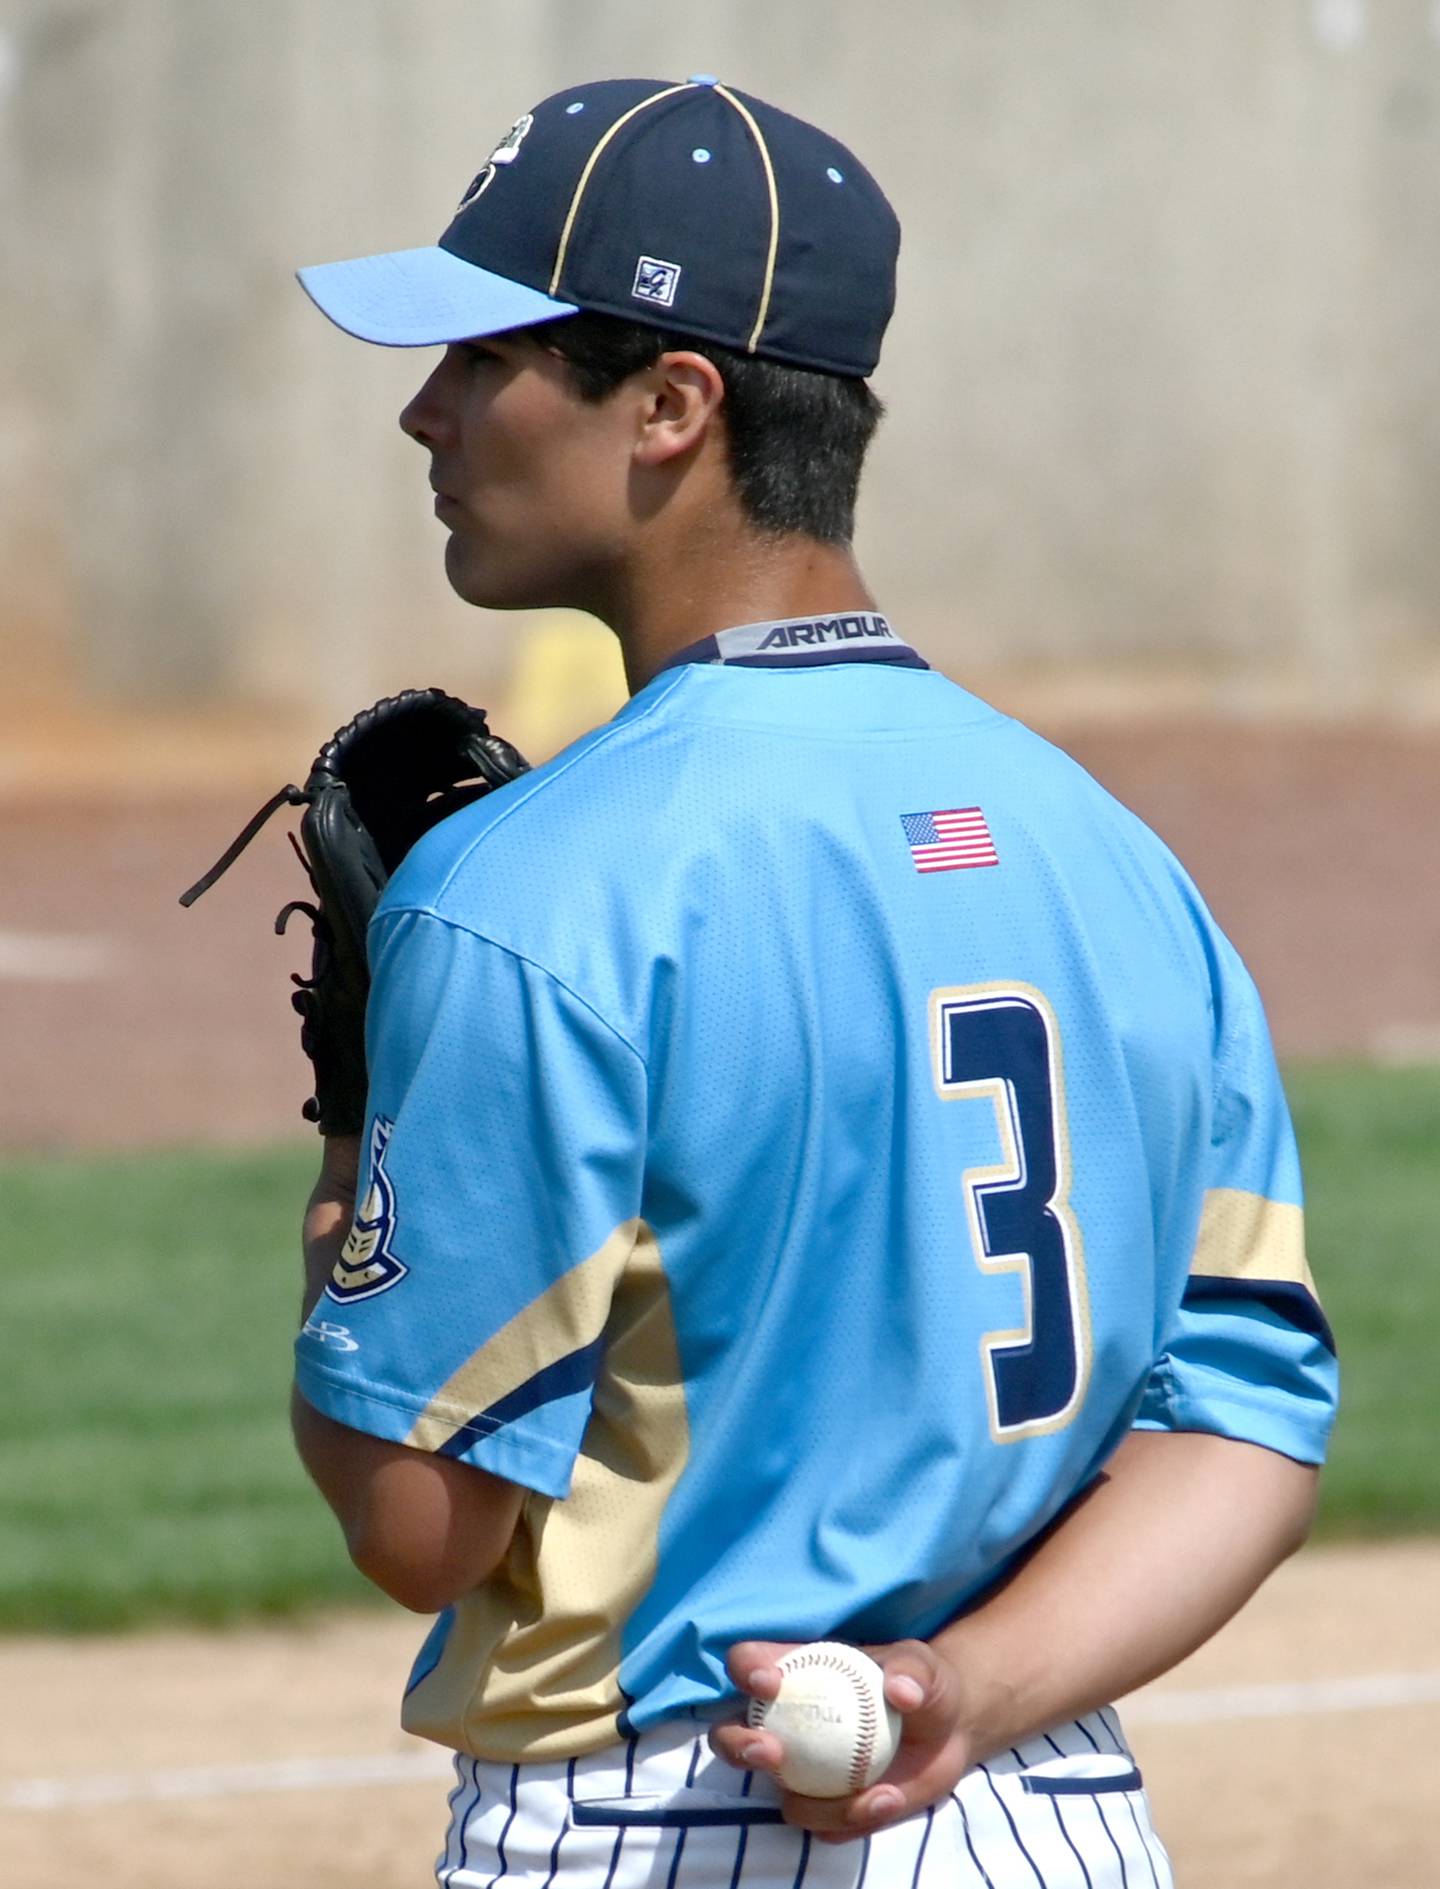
left=524, top=312, right=884, bottom=544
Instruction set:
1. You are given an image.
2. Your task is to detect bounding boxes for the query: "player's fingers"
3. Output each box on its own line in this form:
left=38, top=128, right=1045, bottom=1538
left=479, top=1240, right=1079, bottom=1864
left=862, top=1640, right=961, bottom=1735
left=709, top=1642, right=800, bottom=1775
left=723, top=1639, right=800, bottom=1704
left=707, top=1718, right=786, bottom=1773
left=779, top=1738, right=970, bottom=1841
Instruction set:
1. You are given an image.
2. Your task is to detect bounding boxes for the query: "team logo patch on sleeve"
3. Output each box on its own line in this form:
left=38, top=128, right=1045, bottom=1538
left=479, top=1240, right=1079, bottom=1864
left=901, top=808, right=999, bottom=874
left=328, top=1115, right=409, bottom=1303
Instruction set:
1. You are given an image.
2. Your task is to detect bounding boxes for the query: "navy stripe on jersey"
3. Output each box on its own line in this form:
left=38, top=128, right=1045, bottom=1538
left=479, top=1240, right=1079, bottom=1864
left=719, top=644, right=931, bottom=671
left=1182, top=1276, right=1336, bottom=1354
left=438, top=1336, right=607, bottom=1456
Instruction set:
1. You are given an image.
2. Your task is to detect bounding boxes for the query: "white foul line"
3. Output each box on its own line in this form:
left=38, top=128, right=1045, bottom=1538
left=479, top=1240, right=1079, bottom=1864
left=1, top=1748, right=452, bottom=1812
left=4, top=1672, right=1440, bottom=1813
left=1122, top=1669, right=1440, bottom=1726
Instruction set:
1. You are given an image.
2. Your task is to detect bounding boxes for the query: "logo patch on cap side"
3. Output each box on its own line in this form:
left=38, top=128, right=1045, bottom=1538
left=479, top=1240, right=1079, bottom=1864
left=457, top=112, right=535, bottom=209
left=632, top=255, right=682, bottom=307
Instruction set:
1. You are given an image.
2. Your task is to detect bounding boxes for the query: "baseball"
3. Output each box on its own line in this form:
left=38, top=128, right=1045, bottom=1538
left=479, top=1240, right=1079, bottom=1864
left=746, top=1643, right=902, bottom=1798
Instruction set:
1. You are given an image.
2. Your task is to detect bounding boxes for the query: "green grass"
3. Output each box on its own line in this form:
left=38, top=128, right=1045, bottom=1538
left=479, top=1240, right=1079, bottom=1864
left=1284, top=1064, right=1440, bottom=1538
left=0, top=1065, right=1435, bottom=1630
left=0, top=1146, right=378, bottom=1630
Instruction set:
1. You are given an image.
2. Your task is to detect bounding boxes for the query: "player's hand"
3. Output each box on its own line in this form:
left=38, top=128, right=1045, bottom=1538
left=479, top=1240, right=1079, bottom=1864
left=708, top=1639, right=973, bottom=1841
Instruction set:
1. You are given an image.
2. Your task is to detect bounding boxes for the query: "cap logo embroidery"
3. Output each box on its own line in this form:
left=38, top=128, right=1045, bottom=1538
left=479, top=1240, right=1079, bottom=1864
left=632, top=255, right=682, bottom=307
left=457, top=112, right=535, bottom=209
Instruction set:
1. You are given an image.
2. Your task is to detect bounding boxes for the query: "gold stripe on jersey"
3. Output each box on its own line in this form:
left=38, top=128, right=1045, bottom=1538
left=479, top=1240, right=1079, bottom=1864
left=402, top=1219, right=691, bottom=1761
left=1189, top=1188, right=1318, bottom=1296
left=402, top=1218, right=641, bottom=1455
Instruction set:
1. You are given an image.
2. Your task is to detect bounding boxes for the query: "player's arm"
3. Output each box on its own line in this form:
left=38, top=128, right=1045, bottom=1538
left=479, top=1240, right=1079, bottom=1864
left=718, top=1427, right=1316, bottom=1835
left=289, top=904, right=646, bottom=1616
left=291, top=1135, right=524, bottom=1613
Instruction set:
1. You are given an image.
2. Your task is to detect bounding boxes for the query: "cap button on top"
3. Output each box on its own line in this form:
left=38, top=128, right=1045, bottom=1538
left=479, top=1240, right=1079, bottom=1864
left=687, top=73, right=720, bottom=85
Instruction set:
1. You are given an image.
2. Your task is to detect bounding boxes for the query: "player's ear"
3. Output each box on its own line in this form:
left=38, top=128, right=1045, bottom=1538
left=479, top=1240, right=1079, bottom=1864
left=632, top=350, right=726, bottom=468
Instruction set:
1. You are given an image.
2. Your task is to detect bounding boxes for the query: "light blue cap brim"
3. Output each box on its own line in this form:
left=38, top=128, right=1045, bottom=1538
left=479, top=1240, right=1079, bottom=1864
left=296, top=245, right=578, bottom=346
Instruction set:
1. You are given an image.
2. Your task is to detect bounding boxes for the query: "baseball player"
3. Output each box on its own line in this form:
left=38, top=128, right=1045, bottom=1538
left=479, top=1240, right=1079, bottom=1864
left=288, top=77, right=1337, bottom=1887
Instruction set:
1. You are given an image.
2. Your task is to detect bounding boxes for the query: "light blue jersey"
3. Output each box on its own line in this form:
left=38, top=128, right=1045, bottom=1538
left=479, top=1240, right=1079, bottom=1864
left=294, top=618, right=1337, bottom=1764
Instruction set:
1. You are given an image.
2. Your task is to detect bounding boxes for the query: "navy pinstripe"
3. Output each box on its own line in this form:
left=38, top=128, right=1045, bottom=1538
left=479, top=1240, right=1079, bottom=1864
left=538, top=1759, right=577, bottom=1889
left=979, top=1767, right=1044, bottom=1888
left=449, top=1757, right=482, bottom=1886
left=483, top=1763, right=520, bottom=1889
left=909, top=1807, right=935, bottom=1889
left=728, top=1819, right=751, bottom=1889
left=1047, top=1795, right=1094, bottom=1888
left=665, top=1825, right=689, bottom=1889
left=439, top=1757, right=471, bottom=1882
left=1091, top=1795, right=1131, bottom=1889
left=792, top=1831, right=812, bottom=1889
left=951, top=1790, right=998, bottom=1889
left=600, top=1823, right=627, bottom=1889
left=1120, top=1796, right=1162, bottom=1889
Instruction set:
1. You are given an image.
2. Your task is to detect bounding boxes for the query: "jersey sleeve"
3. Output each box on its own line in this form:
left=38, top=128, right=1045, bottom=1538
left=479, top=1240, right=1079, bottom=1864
left=1133, top=938, right=1338, bottom=1465
left=293, top=904, right=648, bottom=1500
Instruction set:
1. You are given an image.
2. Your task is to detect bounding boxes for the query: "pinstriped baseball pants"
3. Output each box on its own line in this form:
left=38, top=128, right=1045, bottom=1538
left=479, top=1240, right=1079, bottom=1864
left=435, top=1708, right=1173, bottom=1889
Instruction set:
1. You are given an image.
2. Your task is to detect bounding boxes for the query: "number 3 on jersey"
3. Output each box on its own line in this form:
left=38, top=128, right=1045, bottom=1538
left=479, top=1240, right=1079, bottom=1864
left=930, top=984, right=1092, bottom=1441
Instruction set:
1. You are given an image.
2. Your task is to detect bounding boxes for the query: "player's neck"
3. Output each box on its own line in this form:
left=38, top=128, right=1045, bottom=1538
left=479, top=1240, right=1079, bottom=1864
left=604, top=535, right=881, bottom=694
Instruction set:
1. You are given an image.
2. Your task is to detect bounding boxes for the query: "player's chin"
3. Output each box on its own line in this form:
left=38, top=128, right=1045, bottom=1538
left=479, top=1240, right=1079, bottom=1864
left=442, top=536, right=555, bottom=613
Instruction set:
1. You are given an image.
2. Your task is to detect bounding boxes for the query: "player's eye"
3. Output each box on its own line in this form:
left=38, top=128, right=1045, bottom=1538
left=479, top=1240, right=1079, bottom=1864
left=458, top=341, right=503, bottom=367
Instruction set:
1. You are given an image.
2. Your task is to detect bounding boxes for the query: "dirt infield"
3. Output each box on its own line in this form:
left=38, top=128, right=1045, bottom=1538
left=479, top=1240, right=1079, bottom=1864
left=3, top=717, right=1438, bottom=1151
left=1, top=1540, right=1436, bottom=1888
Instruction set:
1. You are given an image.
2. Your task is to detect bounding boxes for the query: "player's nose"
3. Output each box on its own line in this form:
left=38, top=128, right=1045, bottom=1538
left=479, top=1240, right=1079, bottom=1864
left=399, top=355, right=456, bottom=450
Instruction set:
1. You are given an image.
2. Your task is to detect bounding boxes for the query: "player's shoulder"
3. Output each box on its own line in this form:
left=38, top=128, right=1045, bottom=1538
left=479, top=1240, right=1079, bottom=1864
left=378, top=666, right=696, bottom=923
left=974, top=704, right=1242, bottom=970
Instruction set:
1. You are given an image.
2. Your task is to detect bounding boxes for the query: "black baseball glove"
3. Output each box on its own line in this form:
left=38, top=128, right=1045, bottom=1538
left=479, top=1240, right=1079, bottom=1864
left=180, top=689, right=529, bottom=1134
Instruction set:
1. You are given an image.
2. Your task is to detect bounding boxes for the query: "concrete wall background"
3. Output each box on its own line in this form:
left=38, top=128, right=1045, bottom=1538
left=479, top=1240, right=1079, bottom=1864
left=2, top=0, right=1437, bottom=716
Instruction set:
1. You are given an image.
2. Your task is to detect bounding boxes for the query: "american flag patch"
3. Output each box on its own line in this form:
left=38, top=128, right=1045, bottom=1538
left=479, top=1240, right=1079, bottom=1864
left=901, top=807, right=999, bottom=874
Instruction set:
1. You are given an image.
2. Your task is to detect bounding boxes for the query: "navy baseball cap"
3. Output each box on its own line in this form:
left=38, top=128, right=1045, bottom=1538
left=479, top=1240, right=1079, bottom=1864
left=297, top=76, right=900, bottom=377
